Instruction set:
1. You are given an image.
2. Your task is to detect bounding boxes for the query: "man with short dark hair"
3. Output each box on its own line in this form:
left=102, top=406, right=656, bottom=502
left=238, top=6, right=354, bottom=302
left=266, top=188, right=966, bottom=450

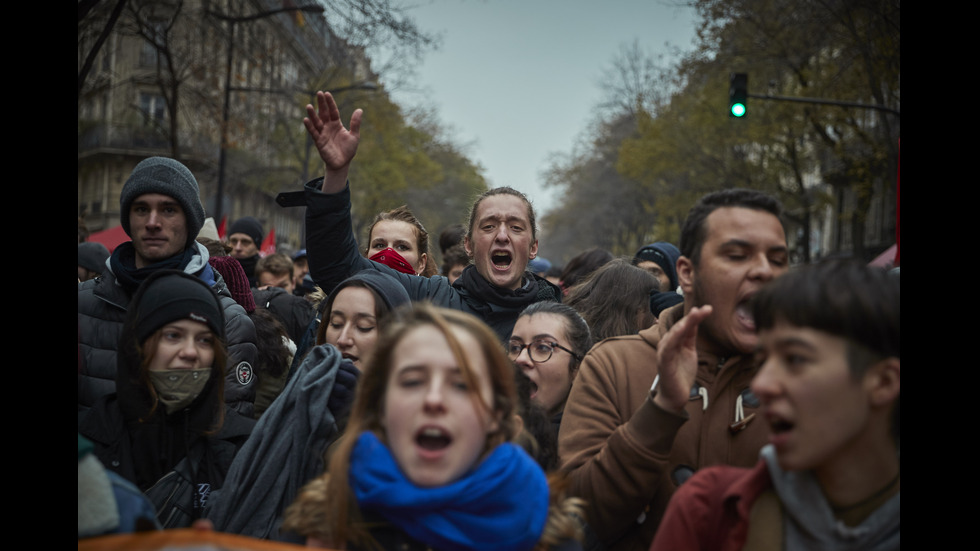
left=78, top=157, right=258, bottom=418
left=558, top=188, right=789, bottom=551
left=651, top=259, right=900, bottom=550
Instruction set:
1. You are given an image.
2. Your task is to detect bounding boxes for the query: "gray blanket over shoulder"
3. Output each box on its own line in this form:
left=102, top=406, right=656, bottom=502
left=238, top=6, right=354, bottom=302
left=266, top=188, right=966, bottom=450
left=206, top=344, right=346, bottom=540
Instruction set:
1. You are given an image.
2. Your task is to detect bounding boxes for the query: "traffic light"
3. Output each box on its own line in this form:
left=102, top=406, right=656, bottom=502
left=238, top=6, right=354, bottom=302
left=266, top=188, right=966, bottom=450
left=729, top=73, right=747, bottom=118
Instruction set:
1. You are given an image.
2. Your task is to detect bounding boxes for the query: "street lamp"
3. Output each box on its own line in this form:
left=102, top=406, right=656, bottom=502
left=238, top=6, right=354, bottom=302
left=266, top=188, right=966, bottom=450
left=208, top=3, right=325, bottom=225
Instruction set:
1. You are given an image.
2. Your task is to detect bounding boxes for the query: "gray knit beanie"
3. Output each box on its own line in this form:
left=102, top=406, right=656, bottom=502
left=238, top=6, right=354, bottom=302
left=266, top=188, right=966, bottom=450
left=119, top=157, right=206, bottom=249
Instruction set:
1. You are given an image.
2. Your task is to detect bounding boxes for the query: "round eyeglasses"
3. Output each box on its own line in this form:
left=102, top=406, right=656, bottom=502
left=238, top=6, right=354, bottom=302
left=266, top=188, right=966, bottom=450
left=508, top=339, right=582, bottom=363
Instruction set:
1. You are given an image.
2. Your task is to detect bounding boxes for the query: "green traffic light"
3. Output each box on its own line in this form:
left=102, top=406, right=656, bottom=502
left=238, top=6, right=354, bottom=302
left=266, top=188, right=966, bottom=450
left=731, top=103, right=746, bottom=117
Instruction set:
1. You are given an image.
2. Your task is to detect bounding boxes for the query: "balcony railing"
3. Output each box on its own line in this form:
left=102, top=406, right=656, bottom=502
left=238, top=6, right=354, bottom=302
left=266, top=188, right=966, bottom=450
left=77, top=122, right=219, bottom=159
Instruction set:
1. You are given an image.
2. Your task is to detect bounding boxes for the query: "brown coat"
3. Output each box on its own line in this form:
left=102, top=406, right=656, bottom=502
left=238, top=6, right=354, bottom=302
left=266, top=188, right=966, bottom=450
left=557, top=303, right=770, bottom=551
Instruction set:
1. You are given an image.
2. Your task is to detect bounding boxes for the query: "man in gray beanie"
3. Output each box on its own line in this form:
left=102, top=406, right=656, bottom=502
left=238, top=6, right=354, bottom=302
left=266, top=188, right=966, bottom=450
left=78, top=157, right=259, bottom=418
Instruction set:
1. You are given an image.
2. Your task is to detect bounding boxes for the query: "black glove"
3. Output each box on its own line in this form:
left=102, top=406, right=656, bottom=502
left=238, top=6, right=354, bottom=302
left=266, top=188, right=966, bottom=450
left=327, top=359, right=360, bottom=417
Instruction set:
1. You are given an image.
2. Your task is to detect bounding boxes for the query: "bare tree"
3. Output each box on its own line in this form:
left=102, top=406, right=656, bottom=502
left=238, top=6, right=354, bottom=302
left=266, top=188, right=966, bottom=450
left=78, top=0, right=129, bottom=104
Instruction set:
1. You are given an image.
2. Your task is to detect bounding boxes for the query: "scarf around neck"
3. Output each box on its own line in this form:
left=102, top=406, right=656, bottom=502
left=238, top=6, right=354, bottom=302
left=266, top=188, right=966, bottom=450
left=456, top=264, right=558, bottom=309
left=349, top=431, right=549, bottom=551
left=109, top=241, right=210, bottom=292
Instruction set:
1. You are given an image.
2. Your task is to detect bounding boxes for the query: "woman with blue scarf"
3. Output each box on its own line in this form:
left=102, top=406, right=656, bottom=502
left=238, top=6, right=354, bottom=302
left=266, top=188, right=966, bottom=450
left=282, top=304, right=583, bottom=551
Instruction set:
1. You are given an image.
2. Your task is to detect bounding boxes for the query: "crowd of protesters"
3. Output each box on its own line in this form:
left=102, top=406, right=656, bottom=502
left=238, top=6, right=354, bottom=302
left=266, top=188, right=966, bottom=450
left=78, top=90, right=899, bottom=550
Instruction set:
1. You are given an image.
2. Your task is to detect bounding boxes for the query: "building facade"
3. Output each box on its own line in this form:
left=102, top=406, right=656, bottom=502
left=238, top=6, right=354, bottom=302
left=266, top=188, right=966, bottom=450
left=78, top=0, right=371, bottom=251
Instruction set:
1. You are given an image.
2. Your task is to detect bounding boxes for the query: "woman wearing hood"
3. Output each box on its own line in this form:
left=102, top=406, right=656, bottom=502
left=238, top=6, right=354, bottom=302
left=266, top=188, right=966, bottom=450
left=206, top=270, right=412, bottom=541
left=77, top=270, right=255, bottom=528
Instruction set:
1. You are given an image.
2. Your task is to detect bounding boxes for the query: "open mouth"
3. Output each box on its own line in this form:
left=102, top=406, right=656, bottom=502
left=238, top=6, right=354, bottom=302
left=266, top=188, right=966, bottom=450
left=492, top=251, right=513, bottom=270
left=416, top=427, right=452, bottom=451
left=528, top=379, right=539, bottom=399
left=342, top=353, right=358, bottom=363
left=768, top=414, right=794, bottom=435
left=735, top=299, right=755, bottom=330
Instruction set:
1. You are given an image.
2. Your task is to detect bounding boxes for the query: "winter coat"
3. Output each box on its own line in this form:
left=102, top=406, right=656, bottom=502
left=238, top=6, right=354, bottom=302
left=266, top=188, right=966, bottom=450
left=78, top=394, right=254, bottom=528
left=303, top=179, right=561, bottom=342
left=78, top=269, right=256, bottom=530
left=557, top=303, right=769, bottom=551
left=78, top=243, right=258, bottom=418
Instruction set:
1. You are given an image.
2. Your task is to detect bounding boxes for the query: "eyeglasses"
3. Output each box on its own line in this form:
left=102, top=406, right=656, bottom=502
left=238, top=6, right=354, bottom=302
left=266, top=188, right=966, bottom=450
left=508, top=339, right=582, bottom=363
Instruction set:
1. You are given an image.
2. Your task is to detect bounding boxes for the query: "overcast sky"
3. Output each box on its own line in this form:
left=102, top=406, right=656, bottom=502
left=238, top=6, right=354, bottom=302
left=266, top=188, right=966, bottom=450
left=385, top=0, right=699, bottom=216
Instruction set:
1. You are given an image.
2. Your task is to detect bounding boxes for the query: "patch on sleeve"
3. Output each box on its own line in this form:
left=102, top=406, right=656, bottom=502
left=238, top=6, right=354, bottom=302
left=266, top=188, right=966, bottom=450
left=235, top=361, right=254, bottom=385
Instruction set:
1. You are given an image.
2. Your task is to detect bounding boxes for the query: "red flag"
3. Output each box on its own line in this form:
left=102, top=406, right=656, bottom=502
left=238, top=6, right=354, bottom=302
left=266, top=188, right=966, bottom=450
left=260, top=226, right=276, bottom=257
left=217, top=215, right=227, bottom=240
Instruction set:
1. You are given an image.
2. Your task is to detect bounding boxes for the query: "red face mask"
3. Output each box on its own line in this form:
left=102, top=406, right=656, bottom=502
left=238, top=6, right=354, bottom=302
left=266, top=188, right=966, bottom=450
left=369, top=248, right=416, bottom=275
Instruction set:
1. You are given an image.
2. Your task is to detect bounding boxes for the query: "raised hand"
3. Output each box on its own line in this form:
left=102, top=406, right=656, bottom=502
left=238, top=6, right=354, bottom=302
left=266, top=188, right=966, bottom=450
left=653, top=305, right=712, bottom=413
left=303, top=91, right=362, bottom=192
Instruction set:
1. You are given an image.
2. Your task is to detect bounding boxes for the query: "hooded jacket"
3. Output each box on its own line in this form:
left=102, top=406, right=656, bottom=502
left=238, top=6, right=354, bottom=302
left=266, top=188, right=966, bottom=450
left=303, top=179, right=561, bottom=342
left=557, top=303, right=770, bottom=551
left=78, top=241, right=259, bottom=418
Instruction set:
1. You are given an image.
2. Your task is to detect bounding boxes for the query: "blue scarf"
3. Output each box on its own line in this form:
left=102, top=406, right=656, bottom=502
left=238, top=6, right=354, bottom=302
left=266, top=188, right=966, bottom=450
left=349, top=431, right=549, bottom=551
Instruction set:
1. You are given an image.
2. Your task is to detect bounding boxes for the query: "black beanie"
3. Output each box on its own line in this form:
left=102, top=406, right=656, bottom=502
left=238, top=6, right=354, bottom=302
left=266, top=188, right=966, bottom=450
left=119, top=157, right=206, bottom=249
left=131, top=270, right=224, bottom=344
left=228, top=216, right=264, bottom=249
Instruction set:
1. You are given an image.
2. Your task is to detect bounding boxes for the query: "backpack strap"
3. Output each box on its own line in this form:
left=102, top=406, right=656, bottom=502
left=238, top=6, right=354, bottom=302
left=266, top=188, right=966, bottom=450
left=743, top=489, right=783, bottom=551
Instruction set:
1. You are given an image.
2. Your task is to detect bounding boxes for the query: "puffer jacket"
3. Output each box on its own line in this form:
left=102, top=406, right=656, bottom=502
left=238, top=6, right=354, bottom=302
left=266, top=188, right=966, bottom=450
left=78, top=244, right=258, bottom=418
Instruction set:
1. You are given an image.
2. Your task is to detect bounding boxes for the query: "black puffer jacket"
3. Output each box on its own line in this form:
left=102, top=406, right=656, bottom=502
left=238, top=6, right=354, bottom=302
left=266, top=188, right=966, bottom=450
left=78, top=270, right=255, bottom=528
left=78, top=244, right=259, bottom=418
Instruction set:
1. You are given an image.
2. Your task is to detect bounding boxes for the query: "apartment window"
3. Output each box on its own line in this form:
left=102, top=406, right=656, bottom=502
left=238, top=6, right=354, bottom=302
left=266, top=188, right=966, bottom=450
left=138, top=92, right=167, bottom=127
left=140, top=20, right=166, bottom=66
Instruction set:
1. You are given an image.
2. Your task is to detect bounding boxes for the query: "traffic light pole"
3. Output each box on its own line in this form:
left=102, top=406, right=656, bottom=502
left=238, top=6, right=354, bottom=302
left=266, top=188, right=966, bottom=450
left=747, top=93, right=900, bottom=118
